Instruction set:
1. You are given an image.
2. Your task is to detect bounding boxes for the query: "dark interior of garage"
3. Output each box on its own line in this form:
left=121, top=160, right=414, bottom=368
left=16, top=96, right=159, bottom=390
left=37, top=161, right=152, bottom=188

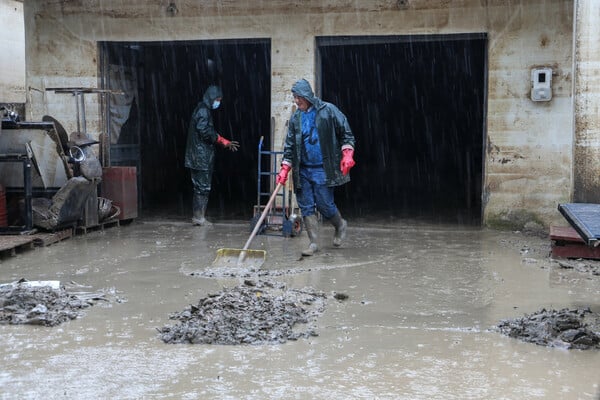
left=102, top=34, right=486, bottom=225
left=102, top=39, right=271, bottom=220
left=318, top=34, right=486, bottom=224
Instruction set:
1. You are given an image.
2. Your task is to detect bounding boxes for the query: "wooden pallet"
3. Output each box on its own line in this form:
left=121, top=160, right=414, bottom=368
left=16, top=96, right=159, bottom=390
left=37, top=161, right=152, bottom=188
left=0, top=235, right=36, bottom=258
left=75, top=219, right=120, bottom=235
left=550, top=225, right=600, bottom=260
left=0, top=218, right=124, bottom=259
left=31, top=228, right=74, bottom=247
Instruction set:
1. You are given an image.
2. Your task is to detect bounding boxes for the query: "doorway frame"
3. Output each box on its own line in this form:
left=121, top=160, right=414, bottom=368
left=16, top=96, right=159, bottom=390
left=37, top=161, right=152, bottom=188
left=98, top=38, right=272, bottom=215
left=315, top=33, right=489, bottom=222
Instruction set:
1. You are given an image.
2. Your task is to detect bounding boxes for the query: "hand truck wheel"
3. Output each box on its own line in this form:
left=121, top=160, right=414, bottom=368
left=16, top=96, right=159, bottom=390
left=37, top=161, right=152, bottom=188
left=289, top=214, right=302, bottom=237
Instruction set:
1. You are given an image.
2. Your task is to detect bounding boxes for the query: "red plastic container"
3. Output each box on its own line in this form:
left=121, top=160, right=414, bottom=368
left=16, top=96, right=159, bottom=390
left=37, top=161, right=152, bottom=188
left=101, top=167, right=138, bottom=220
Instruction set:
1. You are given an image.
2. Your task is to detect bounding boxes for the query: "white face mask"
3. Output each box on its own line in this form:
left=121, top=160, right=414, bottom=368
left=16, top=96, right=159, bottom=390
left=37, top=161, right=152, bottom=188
left=212, top=100, right=221, bottom=109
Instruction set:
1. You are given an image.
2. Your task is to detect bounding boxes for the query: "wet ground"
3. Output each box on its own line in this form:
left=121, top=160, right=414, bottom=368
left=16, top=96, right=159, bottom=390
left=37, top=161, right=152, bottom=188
left=0, top=217, right=599, bottom=399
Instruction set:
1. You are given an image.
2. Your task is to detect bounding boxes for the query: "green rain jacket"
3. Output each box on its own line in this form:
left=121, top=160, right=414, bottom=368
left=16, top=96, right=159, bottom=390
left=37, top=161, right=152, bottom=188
left=282, top=79, right=355, bottom=189
left=184, top=85, right=223, bottom=171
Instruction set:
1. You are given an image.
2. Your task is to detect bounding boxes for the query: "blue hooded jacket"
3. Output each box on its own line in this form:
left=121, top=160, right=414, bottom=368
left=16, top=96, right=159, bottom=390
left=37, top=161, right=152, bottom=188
left=282, top=79, right=355, bottom=188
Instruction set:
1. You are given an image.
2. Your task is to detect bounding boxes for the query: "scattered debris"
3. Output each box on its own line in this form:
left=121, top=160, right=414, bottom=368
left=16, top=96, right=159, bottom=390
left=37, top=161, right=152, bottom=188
left=158, top=279, right=327, bottom=345
left=333, top=292, right=349, bottom=300
left=191, top=260, right=348, bottom=279
left=0, top=278, right=111, bottom=326
left=494, top=307, right=600, bottom=350
left=195, top=265, right=266, bottom=279
left=554, top=259, right=600, bottom=276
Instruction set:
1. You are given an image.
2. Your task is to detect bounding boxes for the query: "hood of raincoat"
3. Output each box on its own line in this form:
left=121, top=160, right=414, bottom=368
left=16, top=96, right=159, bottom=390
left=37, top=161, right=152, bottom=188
left=203, top=85, right=223, bottom=107
left=291, top=79, right=319, bottom=106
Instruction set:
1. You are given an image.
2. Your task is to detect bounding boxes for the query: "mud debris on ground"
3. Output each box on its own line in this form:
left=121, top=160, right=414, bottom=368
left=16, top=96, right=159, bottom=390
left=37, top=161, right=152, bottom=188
left=0, top=278, right=115, bottom=327
left=194, top=265, right=267, bottom=279
left=494, top=307, right=600, bottom=350
left=191, top=257, right=356, bottom=279
left=158, top=279, right=328, bottom=345
left=554, top=259, right=600, bottom=276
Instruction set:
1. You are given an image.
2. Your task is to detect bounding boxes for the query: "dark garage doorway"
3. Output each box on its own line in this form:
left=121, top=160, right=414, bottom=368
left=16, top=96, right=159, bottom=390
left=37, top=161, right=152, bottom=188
left=317, top=34, right=487, bottom=224
left=100, top=39, right=271, bottom=219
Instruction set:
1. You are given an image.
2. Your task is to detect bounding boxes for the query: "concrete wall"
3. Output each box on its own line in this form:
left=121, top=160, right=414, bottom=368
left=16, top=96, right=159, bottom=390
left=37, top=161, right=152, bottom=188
left=483, top=1, right=574, bottom=229
left=0, top=0, right=26, bottom=104
left=573, top=0, right=600, bottom=204
left=23, top=0, right=576, bottom=228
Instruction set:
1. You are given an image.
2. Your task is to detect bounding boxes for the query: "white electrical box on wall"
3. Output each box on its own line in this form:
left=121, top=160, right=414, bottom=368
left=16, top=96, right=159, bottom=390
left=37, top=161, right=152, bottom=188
left=531, top=67, right=552, bottom=102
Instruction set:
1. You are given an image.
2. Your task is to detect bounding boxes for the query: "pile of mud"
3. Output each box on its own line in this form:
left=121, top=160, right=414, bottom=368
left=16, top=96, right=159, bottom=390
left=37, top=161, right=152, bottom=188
left=554, top=259, right=600, bottom=276
left=192, top=262, right=354, bottom=279
left=494, top=308, right=600, bottom=350
left=158, top=280, right=327, bottom=345
left=0, top=279, right=109, bottom=327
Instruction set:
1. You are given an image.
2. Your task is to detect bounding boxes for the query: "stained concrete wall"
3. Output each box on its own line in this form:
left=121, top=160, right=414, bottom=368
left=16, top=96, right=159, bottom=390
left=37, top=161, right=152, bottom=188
left=22, top=0, right=577, bottom=228
left=573, top=0, right=600, bottom=204
left=0, top=0, right=26, bottom=104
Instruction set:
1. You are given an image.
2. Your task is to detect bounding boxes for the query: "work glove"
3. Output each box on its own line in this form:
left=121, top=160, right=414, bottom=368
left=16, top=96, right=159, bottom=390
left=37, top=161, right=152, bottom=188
left=216, top=135, right=239, bottom=152
left=340, top=148, right=355, bottom=175
left=276, top=164, right=291, bottom=185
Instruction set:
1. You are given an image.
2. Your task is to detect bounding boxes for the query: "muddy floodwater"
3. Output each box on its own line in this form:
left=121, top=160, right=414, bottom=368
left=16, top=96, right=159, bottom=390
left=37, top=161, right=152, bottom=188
left=0, top=218, right=599, bottom=399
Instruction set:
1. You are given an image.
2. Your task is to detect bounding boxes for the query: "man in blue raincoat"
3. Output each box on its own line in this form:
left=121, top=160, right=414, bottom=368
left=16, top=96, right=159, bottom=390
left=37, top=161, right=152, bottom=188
left=276, top=79, right=356, bottom=255
left=185, top=85, right=239, bottom=226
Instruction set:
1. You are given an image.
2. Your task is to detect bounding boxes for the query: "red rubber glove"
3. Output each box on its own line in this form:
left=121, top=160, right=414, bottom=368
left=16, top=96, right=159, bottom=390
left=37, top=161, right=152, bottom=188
left=216, top=135, right=230, bottom=147
left=276, top=164, right=291, bottom=185
left=340, top=148, right=355, bottom=175
left=216, top=135, right=239, bottom=151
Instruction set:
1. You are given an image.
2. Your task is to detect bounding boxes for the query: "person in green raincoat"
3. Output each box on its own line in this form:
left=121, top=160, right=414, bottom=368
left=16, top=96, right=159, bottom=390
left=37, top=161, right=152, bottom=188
left=185, top=85, right=239, bottom=226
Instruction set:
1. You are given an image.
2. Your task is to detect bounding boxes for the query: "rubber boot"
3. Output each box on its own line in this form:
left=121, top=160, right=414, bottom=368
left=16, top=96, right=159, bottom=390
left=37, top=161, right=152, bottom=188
left=301, top=215, right=319, bottom=256
left=192, top=194, right=212, bottom=226
left=330, top=211, right=347, bottom=247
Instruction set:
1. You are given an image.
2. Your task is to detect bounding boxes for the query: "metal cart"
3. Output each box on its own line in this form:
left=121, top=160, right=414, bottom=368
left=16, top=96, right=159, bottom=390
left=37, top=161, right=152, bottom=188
left=251, top=137, right=302, bottom=237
